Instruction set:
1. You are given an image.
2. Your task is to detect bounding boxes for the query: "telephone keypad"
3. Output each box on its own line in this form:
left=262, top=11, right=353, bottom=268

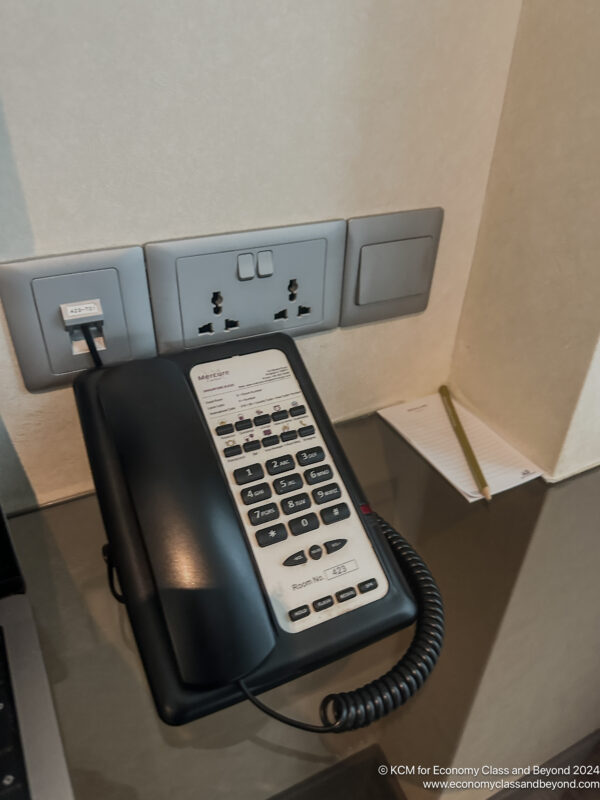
left=273, top=473, right=303, bottom=495
left=321, top=503, right=350, bottom=525
left=234, top=463, right=265, bottom=485
left=283, top=550, right=308, bottom=567
left=281, top=493, right=311, bottom=515
left=193, top=347, right=388, bottom=633
left=289, top=512, right=319, bottom=536
left=249, top=503, right=279, bottom=526
left=288, top=605, right=310, bottom=621
left=296, top=446, right=324, bottom=467
left=256, top=523, right=287, bottom=547
left=266, top=455, right=295, bottom=475
left=241, top=483, right=272, bottom=505
left=312, top=483, right=341, bottom=505
left=304, top=465, right=332, bottom=484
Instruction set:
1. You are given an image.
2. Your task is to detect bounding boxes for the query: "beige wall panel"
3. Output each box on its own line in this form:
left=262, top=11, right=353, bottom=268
left=434, top=468, right=600, bottom=800
left=0, top=0, right=521, bottom=510
left=553, top=336, right=600, bottom=480
left=451, top=0, right=600, bottom=477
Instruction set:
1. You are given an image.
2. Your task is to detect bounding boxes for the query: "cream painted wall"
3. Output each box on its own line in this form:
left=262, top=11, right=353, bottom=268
left=433, top=467, right=600, bottom=800
left=451, top=0, right=600, bottom=479
left=553, top=336, right=600, bottom=480
left=0, top=0, right=522, bottom=512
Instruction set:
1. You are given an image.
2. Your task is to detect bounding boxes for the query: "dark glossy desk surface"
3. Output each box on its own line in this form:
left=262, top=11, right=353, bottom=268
left=8, top=415, right=600, bottom=800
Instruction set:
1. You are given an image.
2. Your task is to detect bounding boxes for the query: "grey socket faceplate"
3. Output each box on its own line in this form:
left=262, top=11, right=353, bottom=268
left=144, top=220, right=346, bottom=354
left=0, top=247, right=156, bottom=391
left=340, top=208, right=444, bottom=327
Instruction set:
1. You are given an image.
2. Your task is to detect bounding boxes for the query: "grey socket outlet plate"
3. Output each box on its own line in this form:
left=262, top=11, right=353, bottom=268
left=144, top=220, right=346, bottom=354
left=340, top=207, right=444, bottom=327
left=0, top=247, right=156, bottom=391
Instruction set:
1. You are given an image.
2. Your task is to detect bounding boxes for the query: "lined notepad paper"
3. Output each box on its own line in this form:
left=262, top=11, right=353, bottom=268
left=378, top=394, right=542, bottom=502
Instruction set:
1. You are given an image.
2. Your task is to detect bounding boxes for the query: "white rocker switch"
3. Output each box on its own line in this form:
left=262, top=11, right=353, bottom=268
left=257, top=250, right=274, bottom=278
left=237, top=253, right=255, bottom=281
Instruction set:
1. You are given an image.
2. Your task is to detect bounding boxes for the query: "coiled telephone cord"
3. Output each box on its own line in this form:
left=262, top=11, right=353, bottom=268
left=238, top=512, right=444, bottom=733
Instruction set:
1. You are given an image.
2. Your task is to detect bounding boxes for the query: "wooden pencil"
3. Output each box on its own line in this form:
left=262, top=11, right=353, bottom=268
left=439, top=385, right=492, bottom=502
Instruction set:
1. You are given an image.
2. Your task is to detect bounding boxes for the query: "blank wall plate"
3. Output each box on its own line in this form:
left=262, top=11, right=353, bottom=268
left=144, top=220, right=346, bottom=353
left=340, top=208, right=444, bottom=327
left=0, top=247, right=156, bottom=391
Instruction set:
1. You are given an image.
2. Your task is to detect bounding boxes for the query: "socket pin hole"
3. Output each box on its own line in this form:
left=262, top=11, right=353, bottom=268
left=297, top=305, right=311, bottom=317
left=274, top=309, right=288, bottom=320
left=198, top=323, right=214, bottom=335
left=211, top=291, right=223, bottom=314
left=288, top=279, right=298, bottom=302
left=225, top=319, right=239, bottom=330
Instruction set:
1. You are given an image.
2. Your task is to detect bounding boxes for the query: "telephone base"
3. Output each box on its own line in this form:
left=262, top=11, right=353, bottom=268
left=74, top=334, right=418, bottom=725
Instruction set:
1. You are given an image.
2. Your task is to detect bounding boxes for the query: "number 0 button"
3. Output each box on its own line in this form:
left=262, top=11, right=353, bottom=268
left=289, top=513, right=319, bottom=536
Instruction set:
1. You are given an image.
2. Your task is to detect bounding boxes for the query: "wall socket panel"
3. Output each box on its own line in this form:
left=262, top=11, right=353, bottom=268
left=0, top=247, right=156, bottom=391
left=144, top=220, right=346, bottom=353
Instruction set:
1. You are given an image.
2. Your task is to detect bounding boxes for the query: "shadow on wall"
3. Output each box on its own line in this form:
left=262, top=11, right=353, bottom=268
left=0, top=100, right=38, bottom=513
left=0, top=415, right=37, bottom=514
left=0, top=99, right=34, bottom=261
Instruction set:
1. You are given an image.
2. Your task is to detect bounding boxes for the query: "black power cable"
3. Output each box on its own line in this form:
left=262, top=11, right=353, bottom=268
left=239, top=512, right=444, bottom=733
left=102, top=544, right=125, bottom=603
left=80, top=322, right=103, bottom=368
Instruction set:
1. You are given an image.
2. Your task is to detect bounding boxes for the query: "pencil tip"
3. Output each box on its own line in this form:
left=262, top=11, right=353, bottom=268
left=482, top=487, right=492, bottom=502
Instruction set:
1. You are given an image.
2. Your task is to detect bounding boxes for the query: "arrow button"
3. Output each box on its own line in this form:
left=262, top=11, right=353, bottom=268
left=283, top=550, right=308, bottom=567
left=324, top=538, right=347, bottom=555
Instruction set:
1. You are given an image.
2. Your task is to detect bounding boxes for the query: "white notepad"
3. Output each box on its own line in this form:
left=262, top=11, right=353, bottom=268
left=378, top=394, right=542, bottom=502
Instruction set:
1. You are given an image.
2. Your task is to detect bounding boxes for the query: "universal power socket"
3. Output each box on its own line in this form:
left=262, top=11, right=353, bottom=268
left=144, top=220, right=346, bottom=353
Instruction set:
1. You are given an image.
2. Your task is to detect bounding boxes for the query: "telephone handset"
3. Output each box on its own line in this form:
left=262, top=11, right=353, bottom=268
left=74, top=333, right=443, bottom=730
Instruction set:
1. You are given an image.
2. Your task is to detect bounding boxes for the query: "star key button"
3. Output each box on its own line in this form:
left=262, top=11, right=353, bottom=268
left=255, top=523, right=287, bottom=548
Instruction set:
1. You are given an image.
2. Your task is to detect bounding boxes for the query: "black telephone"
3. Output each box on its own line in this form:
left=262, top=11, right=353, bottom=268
left=74, top=333, right=443, bottom=731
